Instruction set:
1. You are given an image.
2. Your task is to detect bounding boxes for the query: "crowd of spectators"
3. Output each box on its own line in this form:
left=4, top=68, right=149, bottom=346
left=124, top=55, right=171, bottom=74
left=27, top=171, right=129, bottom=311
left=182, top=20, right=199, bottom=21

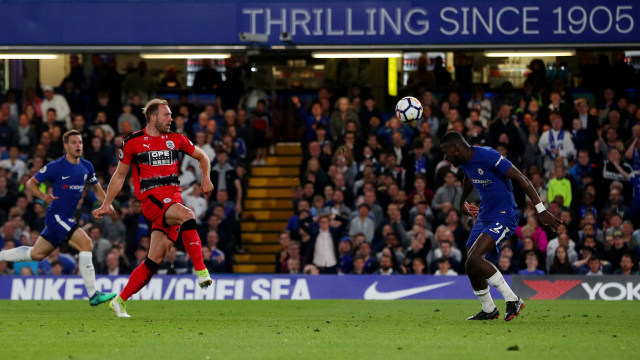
left=278, top=57, right=640, bottom=276
left=0, top=55, right=639, bottom=278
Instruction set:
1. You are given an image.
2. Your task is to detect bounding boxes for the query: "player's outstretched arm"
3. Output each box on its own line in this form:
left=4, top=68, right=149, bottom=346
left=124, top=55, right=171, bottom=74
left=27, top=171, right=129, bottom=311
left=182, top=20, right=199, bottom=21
left=93, top=162, right=129, bottom=219
left=190, top=147, right=214, bottom=197
left=26, top=177, right=58, bottom=203
left=505, top=165, right=563, bottom=232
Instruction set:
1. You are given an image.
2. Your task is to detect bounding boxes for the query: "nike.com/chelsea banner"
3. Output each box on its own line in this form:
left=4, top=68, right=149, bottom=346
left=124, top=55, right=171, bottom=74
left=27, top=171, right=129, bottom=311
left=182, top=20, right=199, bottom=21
left=2, top=275, right=638, bottom=301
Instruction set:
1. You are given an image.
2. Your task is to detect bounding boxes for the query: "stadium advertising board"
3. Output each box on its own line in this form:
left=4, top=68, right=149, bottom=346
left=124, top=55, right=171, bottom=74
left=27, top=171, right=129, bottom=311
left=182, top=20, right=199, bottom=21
left=512, top=276, right=640, bottom=300
left=0, top=275, right=495, bottom=301
left=1, top=275, right=638, bottom=301
left=0, top=0, right=638, bottom=46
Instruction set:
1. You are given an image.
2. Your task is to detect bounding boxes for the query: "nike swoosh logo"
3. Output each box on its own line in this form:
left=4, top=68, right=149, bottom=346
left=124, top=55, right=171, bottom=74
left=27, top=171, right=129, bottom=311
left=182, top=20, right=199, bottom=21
left=62, top=176, right=70, bottom=179
left=364, top=281, right=455, bottom=300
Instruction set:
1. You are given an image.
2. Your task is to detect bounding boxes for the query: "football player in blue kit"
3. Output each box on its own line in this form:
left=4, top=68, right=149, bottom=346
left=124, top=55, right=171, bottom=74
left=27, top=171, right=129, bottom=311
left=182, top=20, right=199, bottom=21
left=440, top=132, right=562, bottom=321
left=0, top=130, right=116, bottom=306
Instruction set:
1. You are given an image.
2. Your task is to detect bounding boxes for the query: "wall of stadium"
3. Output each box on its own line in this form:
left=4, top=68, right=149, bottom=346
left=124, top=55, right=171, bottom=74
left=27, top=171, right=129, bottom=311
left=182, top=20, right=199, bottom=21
left=1, top=0, right=639, bottom=47
left=0, top=275, right=638, bottom=301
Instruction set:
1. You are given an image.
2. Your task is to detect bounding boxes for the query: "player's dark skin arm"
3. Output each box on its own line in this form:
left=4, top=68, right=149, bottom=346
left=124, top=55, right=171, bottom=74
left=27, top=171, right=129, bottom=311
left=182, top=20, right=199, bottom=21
left=459, top=174, right=478, bottom=217
left=504, top=166, right=563, bottom=231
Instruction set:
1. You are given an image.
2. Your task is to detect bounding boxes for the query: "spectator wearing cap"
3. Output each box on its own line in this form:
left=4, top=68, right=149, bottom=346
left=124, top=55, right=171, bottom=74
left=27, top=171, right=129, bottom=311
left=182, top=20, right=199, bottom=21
left=606, top=230, right=631, bottom=272
left=348, top=203, right=375, bottom=244
left=40, top=85, right=72, bottom=130
left=338, top=236, right=354, bottom=274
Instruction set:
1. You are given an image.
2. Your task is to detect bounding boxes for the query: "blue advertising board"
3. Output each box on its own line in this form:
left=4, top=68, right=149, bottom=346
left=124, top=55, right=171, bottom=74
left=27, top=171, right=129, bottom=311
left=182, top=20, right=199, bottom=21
left=1, top=275, right=638, bottom=300
left=0, top=275, right=497, bottom=300
left=0, top=0, right=638, bottom=46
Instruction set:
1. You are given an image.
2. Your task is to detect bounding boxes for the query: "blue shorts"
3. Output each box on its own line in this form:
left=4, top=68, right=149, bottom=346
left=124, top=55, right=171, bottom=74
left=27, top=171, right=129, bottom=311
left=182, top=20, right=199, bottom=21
left=41, top=215, right=79, bottom=248
left=467, top=213, right=519, bottom=253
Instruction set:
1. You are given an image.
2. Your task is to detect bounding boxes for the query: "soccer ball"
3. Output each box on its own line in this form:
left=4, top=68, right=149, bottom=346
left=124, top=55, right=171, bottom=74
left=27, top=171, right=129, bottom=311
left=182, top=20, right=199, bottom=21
left=395, top=96, right=423, bottom=123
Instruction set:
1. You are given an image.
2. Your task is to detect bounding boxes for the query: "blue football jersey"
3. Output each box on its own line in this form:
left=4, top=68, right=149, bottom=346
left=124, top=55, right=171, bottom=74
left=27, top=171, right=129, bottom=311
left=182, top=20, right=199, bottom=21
left=459, top=146, right=518, bottom=220
left=34, top=156, right=99, bottom=221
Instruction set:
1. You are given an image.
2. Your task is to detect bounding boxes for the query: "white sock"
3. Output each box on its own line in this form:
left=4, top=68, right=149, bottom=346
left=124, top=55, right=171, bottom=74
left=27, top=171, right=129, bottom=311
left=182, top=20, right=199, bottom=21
left=487, top=271, right=518, bottom=301
left=78, top=251, right=97, bottom=298
left=473, top=286, right=496, bottom=313
left=0, top=246, right=33, bottom=262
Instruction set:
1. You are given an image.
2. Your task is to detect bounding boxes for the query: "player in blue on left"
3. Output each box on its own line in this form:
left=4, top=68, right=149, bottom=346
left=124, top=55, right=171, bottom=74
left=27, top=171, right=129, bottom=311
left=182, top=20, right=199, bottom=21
left=0, top=130, right=116, bottom=306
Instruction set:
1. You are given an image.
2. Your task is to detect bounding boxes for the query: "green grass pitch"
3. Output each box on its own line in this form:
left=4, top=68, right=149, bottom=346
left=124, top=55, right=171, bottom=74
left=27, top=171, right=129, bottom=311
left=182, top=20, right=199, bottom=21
left=0, top=300, right=638, bottom=360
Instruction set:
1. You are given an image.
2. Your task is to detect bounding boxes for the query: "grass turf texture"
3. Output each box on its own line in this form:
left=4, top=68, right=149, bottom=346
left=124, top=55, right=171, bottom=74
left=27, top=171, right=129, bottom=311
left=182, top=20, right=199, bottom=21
left=0, top=300, right=637, bottom=360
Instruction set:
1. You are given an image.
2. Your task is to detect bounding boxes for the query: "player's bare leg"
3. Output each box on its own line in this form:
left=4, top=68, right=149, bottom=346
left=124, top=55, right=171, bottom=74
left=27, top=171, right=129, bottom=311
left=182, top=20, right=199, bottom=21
left=111, top=231, right=172, bottom=318
left=67, top=228, right=116, bottom=306
left=165, top=203, right=212, bottom=288
left=466, top=233, right=523, bottom=321
left=0, top=236, right=54, bottom=263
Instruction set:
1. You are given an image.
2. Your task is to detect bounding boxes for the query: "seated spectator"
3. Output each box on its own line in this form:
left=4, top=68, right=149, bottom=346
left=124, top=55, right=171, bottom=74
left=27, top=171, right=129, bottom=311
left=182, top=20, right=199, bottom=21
left=606, top=230, right=631, bottom=272
left=355, top=241, right=378, bottom=274
left=374, top=254, right=395, bottom=275
left=411, top=257, right=427, bottom=275
left=517, top=236, right=546, bottom=271
left=280, top=241, right=304, bottom=274
left=205, top=231, right=226, bottom=274
left=585, top=255, right=605, bottom=276
left=427, top=239, right=462, bottom=274
left=498, top=254, right=514, bottom=275
left=518, top=251, right=546, bottom=275
left=434, top=257, right=458, bottom=276
left=613, top=253, right=638, bottom=275
left=546, top=231, right=578, bottom=266
left=548, top=246, right=574, bottom=274
left=338, top=237, right=354, bottom=274
left=157, top=247, right=188, bottom=275
left=349, top=203, right=375, bottom=244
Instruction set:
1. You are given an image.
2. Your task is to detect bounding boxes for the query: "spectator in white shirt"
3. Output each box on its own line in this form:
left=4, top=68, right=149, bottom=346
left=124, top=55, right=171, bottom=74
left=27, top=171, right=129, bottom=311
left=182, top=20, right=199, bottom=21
left=40, top=85, right=71, bottom=130
left=0, top=146, right=27, bottom=180
left=182, top=183, right=208, bottom=224
left=538, top=111, right=576, bottom=172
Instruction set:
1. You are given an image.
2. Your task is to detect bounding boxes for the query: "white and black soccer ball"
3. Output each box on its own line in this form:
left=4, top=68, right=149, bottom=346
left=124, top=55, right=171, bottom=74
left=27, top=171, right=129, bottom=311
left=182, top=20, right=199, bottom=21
left=395, top=96, right=423, bottom=123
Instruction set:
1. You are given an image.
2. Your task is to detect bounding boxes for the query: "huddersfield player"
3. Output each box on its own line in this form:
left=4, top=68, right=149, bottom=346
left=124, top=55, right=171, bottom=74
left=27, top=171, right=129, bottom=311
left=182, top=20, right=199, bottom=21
left=93, top=99, right=213, bottom=318
left=439, top=132, right=562, bottom=321
left=0, top=130, right=116, bottom=306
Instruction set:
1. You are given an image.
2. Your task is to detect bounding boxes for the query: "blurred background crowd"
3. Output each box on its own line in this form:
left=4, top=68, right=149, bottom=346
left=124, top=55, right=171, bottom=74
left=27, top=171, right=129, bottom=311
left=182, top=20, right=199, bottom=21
left=0, top=54, right=639, bottom=277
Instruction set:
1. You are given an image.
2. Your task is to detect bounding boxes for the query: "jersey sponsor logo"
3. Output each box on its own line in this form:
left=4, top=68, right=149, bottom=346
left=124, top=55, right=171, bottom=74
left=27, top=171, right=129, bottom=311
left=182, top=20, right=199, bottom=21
left=471, top=178, right=492, bottom=186
left=477, top=168, right=484, bottom=175
left=166, top=140, right=175, bottom=150
left=363, top=281, right=455, bottom=300
left=39, top=166, right=47, bottom=173
left=62, top=176, right=70, bottom=179
left=163, top=197, right=172, bottom=203
left=148, top=150, right=175, bottom=166
left=62, top=184, right=84, bottom=191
